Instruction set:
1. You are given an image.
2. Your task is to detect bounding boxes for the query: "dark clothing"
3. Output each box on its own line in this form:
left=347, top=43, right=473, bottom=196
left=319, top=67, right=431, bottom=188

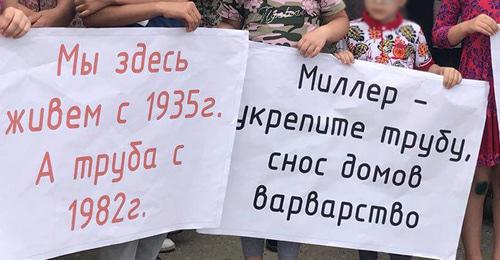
left=406, top=0, right=461, bottom=69
left=359, top=250, right=412, bottom=260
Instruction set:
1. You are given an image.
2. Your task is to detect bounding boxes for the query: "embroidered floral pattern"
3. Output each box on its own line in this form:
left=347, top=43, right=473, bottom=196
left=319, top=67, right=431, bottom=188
left=339, top=16, right=434, bottom=70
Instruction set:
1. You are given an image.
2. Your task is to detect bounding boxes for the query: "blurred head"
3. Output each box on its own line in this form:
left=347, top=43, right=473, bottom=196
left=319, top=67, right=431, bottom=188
left=364, top=0, right=407, bottom=23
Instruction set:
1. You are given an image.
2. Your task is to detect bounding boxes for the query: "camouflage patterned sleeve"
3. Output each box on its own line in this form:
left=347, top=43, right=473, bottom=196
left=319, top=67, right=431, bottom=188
left=320, top=0, right=346, bottom=17
left=218, top=0, right=244, bottom=23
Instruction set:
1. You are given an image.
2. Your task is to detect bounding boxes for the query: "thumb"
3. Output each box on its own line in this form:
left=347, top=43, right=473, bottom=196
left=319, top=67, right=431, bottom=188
left=29, top=12, right=41, bottom=24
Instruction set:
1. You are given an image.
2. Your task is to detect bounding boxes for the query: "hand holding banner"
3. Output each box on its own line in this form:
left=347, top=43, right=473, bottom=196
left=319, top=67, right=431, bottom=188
left=203, top=42, right=489, bottom=260
left=0, top=28, right=248, bottom=260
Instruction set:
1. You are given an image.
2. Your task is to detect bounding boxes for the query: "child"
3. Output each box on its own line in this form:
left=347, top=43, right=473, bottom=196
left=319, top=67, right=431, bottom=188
left=335, top=0, right=462, bottom=89
left=218, top=0, right=349, bottom=58
left=218, top=1, right=348, bottom=259
left=0, top=3, right=31, bottom=38
left=81, top=2, right=201, bottom=260
left=335, top=0, right=462, bottom=259
left=433, top=1, right=499, bottom=259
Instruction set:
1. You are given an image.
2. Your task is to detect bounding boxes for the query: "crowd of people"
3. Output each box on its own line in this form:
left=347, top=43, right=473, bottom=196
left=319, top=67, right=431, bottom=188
left=0, top=0, right=499, bottom=259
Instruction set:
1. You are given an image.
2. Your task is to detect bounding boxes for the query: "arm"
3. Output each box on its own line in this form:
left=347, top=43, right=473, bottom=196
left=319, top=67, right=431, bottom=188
left=446, top=14, right=498, bottom=46
left=82, top=2, right=162, bottom=27
left=75, top=0, right=185, bottom=18
left=319, top=10, right=349, bottom=43
left=44, top=0, right=75, bottom=26
left=297, top=10, right=349, bottom=58
left=83, top=1, right=201, bottom=31
left=432, top=0, right=461, bottom=48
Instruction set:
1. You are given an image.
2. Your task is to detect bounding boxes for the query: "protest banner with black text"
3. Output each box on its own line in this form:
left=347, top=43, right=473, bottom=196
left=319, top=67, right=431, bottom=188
left=203, top=42, right=489, bottom=260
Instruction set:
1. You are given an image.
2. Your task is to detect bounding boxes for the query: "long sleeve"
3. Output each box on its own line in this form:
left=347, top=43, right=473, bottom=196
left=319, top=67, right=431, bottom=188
left=432, top=0, right=461, bottom=48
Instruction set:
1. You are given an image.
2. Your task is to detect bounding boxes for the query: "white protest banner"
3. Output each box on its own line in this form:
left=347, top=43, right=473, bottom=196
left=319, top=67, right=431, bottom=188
left=203, top=42, right=489, bottom=260
left=0, top=28, right=248, bottom=260
left=492, top=29, right=500, bottom=138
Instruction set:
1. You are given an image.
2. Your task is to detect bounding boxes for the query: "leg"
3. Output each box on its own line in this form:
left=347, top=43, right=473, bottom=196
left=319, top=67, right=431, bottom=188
left=389, top=254, right=411, bottom=260
left=491, top=166, right=500, bottom=260
left=462, top=166, right=491, bottom=260
left=97, top=240, right=139, bottom=260
left=358, top=250, right=378, bottom=260
left=240, top=237, right=265, bottom=260
left=135, top=234, right=167, bottom=260
left=276, top=240, right=300, bottom=260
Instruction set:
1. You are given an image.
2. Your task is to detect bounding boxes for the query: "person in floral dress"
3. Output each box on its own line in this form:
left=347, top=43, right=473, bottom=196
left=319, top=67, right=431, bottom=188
left=6, top=0, right=77, bottom=27
left=433, top=0, right=499, bottom=259
left=335, top=0, right=462, bottom=88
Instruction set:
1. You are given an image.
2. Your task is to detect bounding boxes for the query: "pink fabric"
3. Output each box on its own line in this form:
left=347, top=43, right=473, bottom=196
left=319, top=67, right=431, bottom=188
left=433, top=0, right=500, bottom=167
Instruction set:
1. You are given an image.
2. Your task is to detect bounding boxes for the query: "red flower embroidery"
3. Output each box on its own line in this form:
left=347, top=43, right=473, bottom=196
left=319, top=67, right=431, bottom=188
left=368, top=27, right=381, bottom=39
left=418, top=43, right=429, bottom=57
left=392, top=37, right=407, bottom=60
left=375, top=53, right=389, bottom=64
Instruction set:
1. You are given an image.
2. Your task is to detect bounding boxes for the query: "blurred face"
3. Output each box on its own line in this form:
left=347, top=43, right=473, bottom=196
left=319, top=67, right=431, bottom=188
left=364, top=0, right=406, bottom=23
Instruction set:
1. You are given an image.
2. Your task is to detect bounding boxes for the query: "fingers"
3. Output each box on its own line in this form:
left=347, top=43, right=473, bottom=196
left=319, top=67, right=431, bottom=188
left=450, top=70, right=462, bottom=88
left=0, top=8, right=15, bottom=36
left=188, top=9, right=200, bottom=31
left=478, top=21, right=496, bottom=36
left=442, top=69, right=462, bottom=89
left=80, top=10, right=92, bottom=17
left=482, top=14, right=499, bottom=33
left=180, top=3, right=200, bottom=32
left=75, top=4, right=88, bottom=15
left=298, top=40, right=311, bottom=56
left=20, top=18, right=31, bottom=38
left=335, top=51, right=354, bottom=64
left=29, top=13, right=42, bottom=24
left=473, top=14, right=499, bottom=36
left=0, top=16, right=8, bottom=34
left=304, top=44, right=318, bottom=58
left=182, top=12, right=195, bottom=32
left=193, top=5, right=202, bottom=21
left=13, top=17, right=30, bottom=38
left=3, top=9, right=24, bottom=37
left=74, top=0, right=85, bottom=6
left=442, top=69, right=451, bottom=89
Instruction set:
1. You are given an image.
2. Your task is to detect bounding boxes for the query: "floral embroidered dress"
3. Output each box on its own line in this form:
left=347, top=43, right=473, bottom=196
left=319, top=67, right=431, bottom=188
left=340, top=12, right=435, bottom=70
left=218, top=0, right=345, bottom=46
left=433, top=0, right=500, bottom=167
